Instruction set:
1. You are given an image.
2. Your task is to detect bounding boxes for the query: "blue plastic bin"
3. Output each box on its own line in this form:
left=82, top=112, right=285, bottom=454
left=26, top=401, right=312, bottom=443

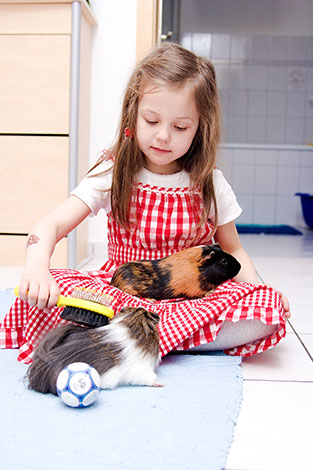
left=295, top=193, right=313, bottom=228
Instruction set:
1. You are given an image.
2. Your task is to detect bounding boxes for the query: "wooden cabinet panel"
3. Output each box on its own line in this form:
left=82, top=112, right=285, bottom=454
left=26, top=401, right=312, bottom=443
left=0, top=1, right=95, bottom=28
left=136, top=0, right=160, bottom=61
left=0, top=1, right=96, bottom=267
left=0, top=35, right=70, bottom=134
left=0, top=136, right=68, bottom=233
left=0, top=4, right=71, bottom=34
left=0, top=235, right=67, bottom=267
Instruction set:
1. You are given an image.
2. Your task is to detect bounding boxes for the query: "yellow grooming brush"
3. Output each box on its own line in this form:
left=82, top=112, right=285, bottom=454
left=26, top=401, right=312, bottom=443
left=14, top=286, right=114, bottom=327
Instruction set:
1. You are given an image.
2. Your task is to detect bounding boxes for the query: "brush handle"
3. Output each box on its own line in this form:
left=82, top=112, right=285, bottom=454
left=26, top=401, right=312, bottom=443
left=57, top=295, right=114, bottom=318
left=14, top=287, right=114, bottom=318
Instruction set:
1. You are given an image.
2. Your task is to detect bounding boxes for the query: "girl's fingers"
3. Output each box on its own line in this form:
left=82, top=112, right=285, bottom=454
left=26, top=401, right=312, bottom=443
left=17, top=280, right=30, bottom=303
left=278, top=291, right=291, bottom=318
left=17, top=274, right=60, bottom=313
left=47, top=283, right=60, bottom=309
left=37, top=281, right=60, bottom=311
left=37, top=285, right=49, bottom=311
left=27, top=287, right=39, bottom=307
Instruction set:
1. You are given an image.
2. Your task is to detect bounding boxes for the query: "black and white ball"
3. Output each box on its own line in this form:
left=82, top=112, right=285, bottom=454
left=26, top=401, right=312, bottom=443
left=56, top=362, right=101, bottom=408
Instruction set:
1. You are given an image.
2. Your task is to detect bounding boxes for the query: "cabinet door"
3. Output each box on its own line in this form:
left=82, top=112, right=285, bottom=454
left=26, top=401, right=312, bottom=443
left=0, top=35, right=70, bottom=134
left=0, top=136, right=68, bottom=233
left=0, top=235, right=68, bottom=267
left=0, top=4, right=72, bottom=34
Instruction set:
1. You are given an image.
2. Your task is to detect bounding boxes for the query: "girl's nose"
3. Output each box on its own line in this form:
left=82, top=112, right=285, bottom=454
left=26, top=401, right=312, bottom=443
left=156, top=125, right=171, bottom=143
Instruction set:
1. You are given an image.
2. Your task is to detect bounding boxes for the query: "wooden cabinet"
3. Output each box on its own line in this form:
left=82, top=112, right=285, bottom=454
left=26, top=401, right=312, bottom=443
left=0, top=0, right=96, bottom=267
left=136, top=0, right=160, bottom=61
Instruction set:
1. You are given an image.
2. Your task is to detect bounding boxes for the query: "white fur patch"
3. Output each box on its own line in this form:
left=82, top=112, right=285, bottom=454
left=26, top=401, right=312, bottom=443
left=98, top=322, right=160, bottom=390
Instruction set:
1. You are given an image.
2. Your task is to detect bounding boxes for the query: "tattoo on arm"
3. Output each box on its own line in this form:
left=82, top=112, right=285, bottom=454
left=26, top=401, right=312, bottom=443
left=26, top=234, right=40, bottom=248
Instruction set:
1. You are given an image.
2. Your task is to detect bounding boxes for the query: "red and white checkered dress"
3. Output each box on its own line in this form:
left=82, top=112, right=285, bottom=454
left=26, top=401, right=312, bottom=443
left=0, top=181, right=286, bottom=364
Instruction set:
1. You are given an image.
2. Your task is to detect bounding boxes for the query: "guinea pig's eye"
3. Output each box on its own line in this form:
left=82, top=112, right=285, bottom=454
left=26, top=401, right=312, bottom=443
left=220, top=258, right=228, bottom=265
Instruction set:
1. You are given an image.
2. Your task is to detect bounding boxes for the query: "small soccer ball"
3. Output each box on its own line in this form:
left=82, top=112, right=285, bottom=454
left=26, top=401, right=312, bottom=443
left=56, top=362, right=101, bottom=408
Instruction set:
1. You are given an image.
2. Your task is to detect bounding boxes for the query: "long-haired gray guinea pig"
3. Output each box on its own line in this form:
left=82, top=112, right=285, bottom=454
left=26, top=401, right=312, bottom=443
left=26, top=307, right=161, bottom=395
left=110, top=243, right=241, bottom=300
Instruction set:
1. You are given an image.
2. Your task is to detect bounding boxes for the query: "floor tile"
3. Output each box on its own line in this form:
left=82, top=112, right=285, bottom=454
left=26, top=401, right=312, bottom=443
left=226, top=381, right=313, bottom=470
left=288, top=303, right=313, bottom=334
left=285, top=321, right=293, bottom=334
left=0, top=267, right=23, bottom=290
left=252, top=257, right=313, bottom=291
left=240, top=229, right=313, bottom=258
left=78, top=255, right=107, bottom=272
left=242, top=333, right=313, bottom=382
left=299, top=334, right=313, bottom=358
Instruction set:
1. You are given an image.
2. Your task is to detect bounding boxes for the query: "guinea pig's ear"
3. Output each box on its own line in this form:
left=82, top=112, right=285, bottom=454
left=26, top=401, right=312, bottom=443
left=200, top=250, right=215, bottom=265
left=146, top=310, right=159, bottom=325
left=211, top=243, right=221, bottom=249
left=142, top=310, right=159, bottom=336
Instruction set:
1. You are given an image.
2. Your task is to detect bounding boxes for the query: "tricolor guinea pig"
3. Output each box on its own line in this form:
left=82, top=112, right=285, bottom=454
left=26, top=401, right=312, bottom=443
left=26, top=307, right=161, bottom=395
left=110, top=243, right=241, bottom=300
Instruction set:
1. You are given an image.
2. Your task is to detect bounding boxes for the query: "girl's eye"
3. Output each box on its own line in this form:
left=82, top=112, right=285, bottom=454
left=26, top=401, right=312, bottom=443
left=175, top=126, right=187, bottom=131
left=146, top=119, right=158, bottom=125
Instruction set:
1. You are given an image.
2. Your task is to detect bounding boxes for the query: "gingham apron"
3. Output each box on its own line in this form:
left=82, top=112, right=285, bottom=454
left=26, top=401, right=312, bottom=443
left=0, top=183, right=286, bottom=364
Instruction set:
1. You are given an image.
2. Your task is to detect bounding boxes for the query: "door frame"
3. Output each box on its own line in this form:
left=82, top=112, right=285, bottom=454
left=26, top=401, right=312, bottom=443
left=136, top=0, right=162, bottom=61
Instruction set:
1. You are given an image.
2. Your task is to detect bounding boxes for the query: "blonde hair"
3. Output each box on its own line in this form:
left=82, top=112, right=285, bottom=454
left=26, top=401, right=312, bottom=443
left=90, top=42, right=221, bottom=232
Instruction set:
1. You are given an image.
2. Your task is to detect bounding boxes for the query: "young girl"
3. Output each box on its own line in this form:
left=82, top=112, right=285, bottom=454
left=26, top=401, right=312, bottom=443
left=1, top=43, right=289, bottom=364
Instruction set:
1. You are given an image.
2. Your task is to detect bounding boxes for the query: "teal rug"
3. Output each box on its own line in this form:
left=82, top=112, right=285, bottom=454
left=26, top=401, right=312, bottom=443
left=0, top=289, right=243, bottom=470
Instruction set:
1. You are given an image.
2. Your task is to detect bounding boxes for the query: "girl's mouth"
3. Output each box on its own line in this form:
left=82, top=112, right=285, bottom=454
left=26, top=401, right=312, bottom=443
left=151, top=146, right=171, bottom=155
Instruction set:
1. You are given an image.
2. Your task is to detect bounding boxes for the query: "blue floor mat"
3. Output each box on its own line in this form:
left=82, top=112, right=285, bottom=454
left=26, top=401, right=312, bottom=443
left=0, top=289, right=243, bottom=470
left=236, top=224, right=302, bottom=235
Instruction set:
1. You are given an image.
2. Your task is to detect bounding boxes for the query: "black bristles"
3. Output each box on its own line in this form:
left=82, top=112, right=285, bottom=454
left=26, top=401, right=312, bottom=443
left=60, top=307, right=110, bottom=328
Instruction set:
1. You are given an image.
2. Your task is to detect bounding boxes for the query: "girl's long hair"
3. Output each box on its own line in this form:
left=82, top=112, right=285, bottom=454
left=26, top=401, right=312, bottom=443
left=90, top=42, right=221, bottom=233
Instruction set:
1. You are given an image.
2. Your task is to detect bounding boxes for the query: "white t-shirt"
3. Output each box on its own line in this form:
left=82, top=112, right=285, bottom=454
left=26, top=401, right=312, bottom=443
left=71, top=160, right=242, bottom=226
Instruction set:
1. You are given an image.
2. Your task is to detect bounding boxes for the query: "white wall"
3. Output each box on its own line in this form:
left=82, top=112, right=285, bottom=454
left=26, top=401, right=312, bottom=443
left=87, top=0, right=138, bottom=246
left=219, top=145, right=313, bottom=228
left=181, top=0, right=313, bottom=36
left=179, top=0, right=313, bottom=229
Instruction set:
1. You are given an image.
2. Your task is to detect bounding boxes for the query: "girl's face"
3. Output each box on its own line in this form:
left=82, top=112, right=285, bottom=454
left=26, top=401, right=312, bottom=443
left=136, top=82, right=199, bottom=174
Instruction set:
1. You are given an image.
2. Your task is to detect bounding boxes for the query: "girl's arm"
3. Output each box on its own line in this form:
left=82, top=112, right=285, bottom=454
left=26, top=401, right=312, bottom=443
left=214, top=221, right=291, bottom=318
left=18, top=195, right=91, bottom=312
left=214, top=221, right=260, bottom=284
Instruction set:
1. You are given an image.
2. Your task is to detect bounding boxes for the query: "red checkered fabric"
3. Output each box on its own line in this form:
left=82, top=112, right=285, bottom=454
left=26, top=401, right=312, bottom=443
left=106, top=183, right=214, bottom=265
left=0, top=183, right=286, bottom=363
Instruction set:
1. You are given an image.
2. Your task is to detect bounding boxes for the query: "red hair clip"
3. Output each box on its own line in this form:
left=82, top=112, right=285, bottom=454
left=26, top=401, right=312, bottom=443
left=123, top=127, right=134, bottom=139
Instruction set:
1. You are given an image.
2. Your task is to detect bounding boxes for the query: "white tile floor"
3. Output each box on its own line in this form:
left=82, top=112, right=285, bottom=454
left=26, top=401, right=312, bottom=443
left=1, top=230, right=312, bottom=470
left=226, top=229, right=313, bottom=470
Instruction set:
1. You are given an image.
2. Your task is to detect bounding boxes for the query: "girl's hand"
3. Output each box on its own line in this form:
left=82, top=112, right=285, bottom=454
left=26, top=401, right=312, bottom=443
left=17, top=196, right=91, bottom=313
left=278, top=292, right=291, bottom=319
left=277, top=291, right=291, bottom=319
left=18, top=267, right=60, bottom=313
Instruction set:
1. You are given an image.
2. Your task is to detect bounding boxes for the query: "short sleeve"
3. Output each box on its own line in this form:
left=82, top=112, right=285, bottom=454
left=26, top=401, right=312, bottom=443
left=70, top=160, right=113, bottom=215
left=210, top=169, right=242, bottom=226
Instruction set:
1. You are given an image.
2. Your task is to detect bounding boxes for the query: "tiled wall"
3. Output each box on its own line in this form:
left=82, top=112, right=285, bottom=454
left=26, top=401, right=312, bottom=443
left=218, top=145, right=313, bottom=226
left=182, top=33, right=313, bottom=145
left=182, top=33, right=313, bottom=227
